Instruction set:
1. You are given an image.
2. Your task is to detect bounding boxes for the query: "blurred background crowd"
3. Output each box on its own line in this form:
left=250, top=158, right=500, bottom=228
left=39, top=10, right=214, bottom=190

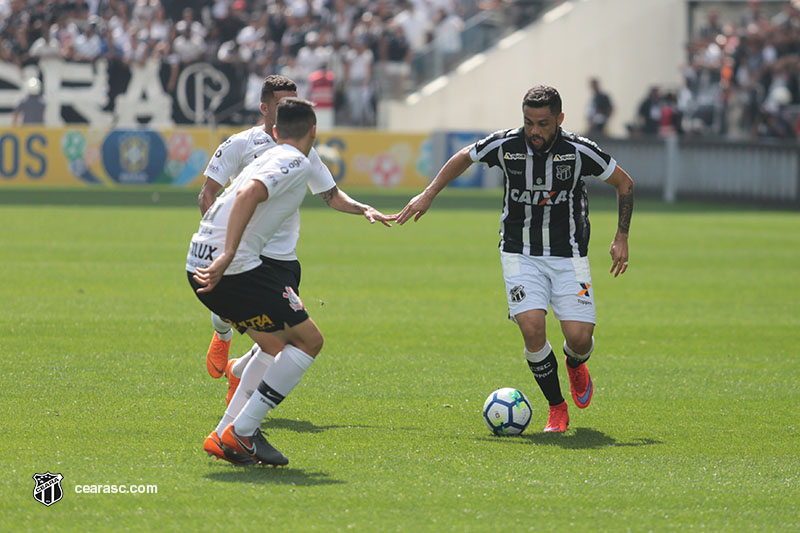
left=0, top=0, right=543, bottom=127
left=629, top=0, right=800, bottom=140
left=1, top=0, right=798, bottom=138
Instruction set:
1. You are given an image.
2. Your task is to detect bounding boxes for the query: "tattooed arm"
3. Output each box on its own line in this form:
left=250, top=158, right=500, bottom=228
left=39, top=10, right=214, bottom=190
left=605, top=165, right=634, bottom=277
left=318, top=185, right=395, bottom=227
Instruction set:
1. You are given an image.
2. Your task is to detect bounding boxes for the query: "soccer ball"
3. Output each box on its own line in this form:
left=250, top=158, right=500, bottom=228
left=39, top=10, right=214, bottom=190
left=482, top=388, right=532, bottom=436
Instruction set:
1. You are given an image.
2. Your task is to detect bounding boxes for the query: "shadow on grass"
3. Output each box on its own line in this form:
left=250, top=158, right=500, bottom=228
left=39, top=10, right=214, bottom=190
left=480, top=427, right=663, bottom=449
left=204, top=468, right=345, bottom=486
left=264, top=417, right=348, bottom=434
left=264, top=417, right=421, bottom=434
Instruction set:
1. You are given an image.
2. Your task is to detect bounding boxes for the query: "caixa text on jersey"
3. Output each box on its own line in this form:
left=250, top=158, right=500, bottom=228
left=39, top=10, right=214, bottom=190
left=510, top=189, right=570, bottom=206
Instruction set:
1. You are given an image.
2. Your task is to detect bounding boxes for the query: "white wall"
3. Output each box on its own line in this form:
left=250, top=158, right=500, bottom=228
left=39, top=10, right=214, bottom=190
left=384, top=0, right=687, bottom=136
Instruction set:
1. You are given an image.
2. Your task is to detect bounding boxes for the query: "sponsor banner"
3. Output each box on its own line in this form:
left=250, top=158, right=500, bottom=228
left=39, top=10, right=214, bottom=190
left=0, top=127, right=437, bottom=188
left=0, top=126, right=213, bottom=187
left=316, top=130, right=431, bottom=188
left=444, top=132, right=488, bottom=188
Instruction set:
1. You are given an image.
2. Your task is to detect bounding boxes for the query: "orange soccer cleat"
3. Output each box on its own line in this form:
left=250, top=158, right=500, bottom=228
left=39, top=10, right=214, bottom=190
left=206, top=332, right=231, bottom=378
left=220, top=425, right=288, bottom=466
left=224, top=358, right=241, bottom=406
left=203, top=431, right=225, bottom=459
left=204, top=430, right=255, bottom=465
left=543, top=401, right=569, bottom=432
left=566, top=357, right=593, bottom=409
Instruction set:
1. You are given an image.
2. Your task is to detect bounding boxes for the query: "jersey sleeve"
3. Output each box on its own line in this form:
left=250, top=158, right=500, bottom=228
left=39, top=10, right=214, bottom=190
left=203, top=135, right=246, bottom=186
left=575, top=139, right=617, bottom=181
left=306, top=147, right=336, bottom=194
left=468, top=129, right=510, bottom=168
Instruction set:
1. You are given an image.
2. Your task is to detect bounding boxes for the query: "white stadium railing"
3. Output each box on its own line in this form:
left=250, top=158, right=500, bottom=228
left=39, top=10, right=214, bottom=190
left=591, top=137, right=799, bottom=205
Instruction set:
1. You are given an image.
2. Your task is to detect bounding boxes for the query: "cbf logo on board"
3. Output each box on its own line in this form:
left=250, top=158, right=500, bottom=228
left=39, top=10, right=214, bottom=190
left=33, top=472, right=63, bottom=506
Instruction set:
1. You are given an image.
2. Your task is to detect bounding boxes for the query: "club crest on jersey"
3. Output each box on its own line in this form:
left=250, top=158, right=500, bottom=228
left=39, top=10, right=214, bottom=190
left=555, top=165, right=572, bottom=181
left=33, top=472, right=63, bottom=506
left=283, top=287, right=304, bottom=311
left=509, top=285, right=526, bottom=303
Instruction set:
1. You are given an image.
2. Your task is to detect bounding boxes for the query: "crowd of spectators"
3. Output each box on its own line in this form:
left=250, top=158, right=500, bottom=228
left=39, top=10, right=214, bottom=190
left=629, top=0, right=800, bottom=140
left=0, top=0, right=528, bottom=127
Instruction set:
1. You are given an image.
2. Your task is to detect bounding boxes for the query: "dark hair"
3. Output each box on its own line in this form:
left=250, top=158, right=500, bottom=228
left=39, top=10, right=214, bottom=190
left=260, top=75, right=297, bottom=103
left=522, top=85, right=562, bottom=116
left=275, top=98, right=316, bottom=139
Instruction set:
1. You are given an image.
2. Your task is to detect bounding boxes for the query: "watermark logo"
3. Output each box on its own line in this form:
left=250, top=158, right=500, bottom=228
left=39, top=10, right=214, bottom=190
left=33, top=472, right=63, bottom=507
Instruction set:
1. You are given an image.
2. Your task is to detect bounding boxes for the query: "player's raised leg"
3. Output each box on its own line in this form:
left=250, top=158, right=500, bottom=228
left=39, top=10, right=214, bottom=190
left=205, top=347, right=278, bottom=463
left=213, top=346, right=278, bottom=437
left=561, top=321, right=594, bottom=409
left=220, top=318, right=323, bottom=465
left=206, top=313, right=233, bottom=378
left=516, top=309, right=569, bottom=432
left=223, top=343, right=268, bottom=406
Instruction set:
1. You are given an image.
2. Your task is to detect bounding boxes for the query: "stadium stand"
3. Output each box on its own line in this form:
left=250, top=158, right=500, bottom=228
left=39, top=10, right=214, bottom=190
left=629, top=0, right=800, bottom=140
left=0, top=0, right=549, bottom=127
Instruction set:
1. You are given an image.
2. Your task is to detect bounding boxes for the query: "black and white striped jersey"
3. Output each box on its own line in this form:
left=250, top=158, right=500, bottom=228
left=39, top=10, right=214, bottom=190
left=469, top=127, right=616, bottom=258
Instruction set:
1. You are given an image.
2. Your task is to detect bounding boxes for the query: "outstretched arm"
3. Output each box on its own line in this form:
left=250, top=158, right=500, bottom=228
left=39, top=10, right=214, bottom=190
left=198, top=178, right=224, bottom=215
left=318, top=185, right=395, bottom=227
left=605, top=165, right=634, bottom=277
left=193, top=180, right=268, bottom=292
left=396, top=147, right=473, bottom=225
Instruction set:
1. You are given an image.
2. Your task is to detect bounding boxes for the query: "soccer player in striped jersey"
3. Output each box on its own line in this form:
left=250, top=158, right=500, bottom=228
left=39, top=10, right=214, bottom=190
left=198, top=75, right=393, bottom=416
left=396, top=85, right=634, bottom=433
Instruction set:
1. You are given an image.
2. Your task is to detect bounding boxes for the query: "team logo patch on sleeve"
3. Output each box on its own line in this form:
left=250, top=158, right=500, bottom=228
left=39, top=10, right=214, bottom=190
left=283, top=287, right=305, bottom=311
left=509, top=285, right=526, bottom=303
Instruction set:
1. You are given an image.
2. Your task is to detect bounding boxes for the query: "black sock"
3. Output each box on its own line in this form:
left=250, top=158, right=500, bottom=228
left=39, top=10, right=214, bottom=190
left=565, top=355, right=587, bottom=369
left=527, top=351, right=564, bottom=406
left=565, top=342, right=591, bottom=368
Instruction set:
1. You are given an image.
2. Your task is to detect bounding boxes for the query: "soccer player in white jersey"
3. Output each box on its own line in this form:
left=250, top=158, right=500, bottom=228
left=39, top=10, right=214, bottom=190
left=187, top=98, right=330, bottom=465
left=395, top=86, right=634, bottom=433
left=198, top=75, right=393, bottom=409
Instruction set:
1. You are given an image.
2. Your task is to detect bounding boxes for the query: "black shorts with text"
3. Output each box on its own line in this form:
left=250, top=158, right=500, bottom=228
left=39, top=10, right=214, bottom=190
left=187, top=256, right=308, bottom=334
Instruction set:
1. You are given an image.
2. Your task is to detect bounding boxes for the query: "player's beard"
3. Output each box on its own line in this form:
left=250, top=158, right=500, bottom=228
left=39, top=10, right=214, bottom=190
left=527, top=130, right=556, bottom=155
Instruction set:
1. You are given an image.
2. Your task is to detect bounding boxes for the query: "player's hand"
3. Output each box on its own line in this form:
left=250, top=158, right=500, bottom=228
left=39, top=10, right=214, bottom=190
left=396, top=190, right=434, bottom=225
left=363, top=206, right=396, bottom=227
left=609, top=237, right=629, bottom=278
left=193, top=253, right=233, bottom=293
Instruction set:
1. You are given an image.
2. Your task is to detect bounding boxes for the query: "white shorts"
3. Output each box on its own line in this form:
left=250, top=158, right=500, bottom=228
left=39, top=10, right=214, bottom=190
left=500, top=251, right=596, bottom=324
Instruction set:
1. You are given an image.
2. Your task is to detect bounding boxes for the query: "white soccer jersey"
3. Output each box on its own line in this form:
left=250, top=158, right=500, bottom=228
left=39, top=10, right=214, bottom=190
left=203, top=126, right=335, bottom=260
left=187, top=144, right=315, bottom=276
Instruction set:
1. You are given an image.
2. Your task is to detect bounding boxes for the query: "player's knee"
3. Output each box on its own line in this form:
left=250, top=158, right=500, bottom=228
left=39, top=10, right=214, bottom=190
left=299, top=328, right=324, bottom=357
left=517, top=323, right=547, bottom=352
left=566, top=330, right=594, bottom=355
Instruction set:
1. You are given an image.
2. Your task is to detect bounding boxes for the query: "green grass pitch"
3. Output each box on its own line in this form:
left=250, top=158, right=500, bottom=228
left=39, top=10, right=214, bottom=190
left=1, top=188, right=798, bottom=531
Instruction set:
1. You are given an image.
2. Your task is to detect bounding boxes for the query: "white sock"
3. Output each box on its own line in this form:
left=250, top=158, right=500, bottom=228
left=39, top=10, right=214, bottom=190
left=232, top=345, right=314, bottom=436
left=211, top=313, right=233, bottom=342
left=214, top=349, right=276, bottom=436
left=525, top=340, right=552, bottom=363
left=231, top=343, right=261, bottom=378
left=564, top=336, right=594, bottom=361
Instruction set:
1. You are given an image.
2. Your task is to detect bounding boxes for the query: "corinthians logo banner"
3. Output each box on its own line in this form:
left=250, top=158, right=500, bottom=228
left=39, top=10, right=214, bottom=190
left=33, top=472, right=63, bottom=506
left=0, top=57, right=246, bottom=127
